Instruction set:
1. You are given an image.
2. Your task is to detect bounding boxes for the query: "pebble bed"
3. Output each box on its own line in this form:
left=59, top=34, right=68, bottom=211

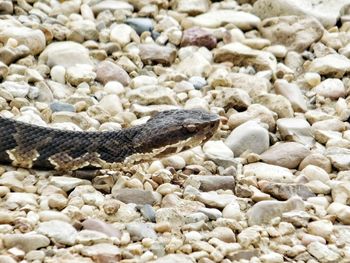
left=1, top=0, right=350, bottom=262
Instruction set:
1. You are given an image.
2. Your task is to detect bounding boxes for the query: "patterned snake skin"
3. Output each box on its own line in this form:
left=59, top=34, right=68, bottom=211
left=0, top=109, right=220, bottom=171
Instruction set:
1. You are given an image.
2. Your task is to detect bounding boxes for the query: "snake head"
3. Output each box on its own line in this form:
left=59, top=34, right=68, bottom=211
left=128, top=109, right=220, bottom=163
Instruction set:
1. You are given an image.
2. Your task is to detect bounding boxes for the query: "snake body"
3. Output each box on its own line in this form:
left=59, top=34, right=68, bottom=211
left=0, top=109, right=220, bottom=171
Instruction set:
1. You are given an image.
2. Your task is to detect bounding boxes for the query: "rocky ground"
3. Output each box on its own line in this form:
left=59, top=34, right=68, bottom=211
left=1, top=0, right=350, bottom=262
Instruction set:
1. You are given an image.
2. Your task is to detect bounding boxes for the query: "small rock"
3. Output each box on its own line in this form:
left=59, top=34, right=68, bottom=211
left=37, top=220, right=77, bottom=245
left=306, top=54, right=350, bottom=77
left=66, top=64, right=96, bottom=86
left=50, top=102, right=75, bottom=113
left=184, top=175, right=235, bottom=192
left=276, top=118, right=314, bottom=146
left=299, top=153, right=332, bottom=173
left=3, top=234, right=50, bottom=252
left=244, top=162, right=295, bottom=183
left=197, top=207, right=222, bottom=220
left=126, top=222, right=157, bottom=241
left=98, top=94, right=123, bottom=116
left=139, top=44, right=176, bottom=65
left=50, top=176, right=89, bottom=192
left=196, top=192, right=236, bottom=209
left=186, top=10, right=260, bottom=30
left=127, top=85, right=177, bottom=105
left=110, top=24, right=138, bottom=47
left=82, top=218, right=121, bottom=238
left=307, top=220, right=333, bottom=239
left=96, top=60, right=130, bottom=86
left=214, top=42, right=277, bottom=71
left=225, top=121, right=269, bottom=156
left=313, top=78, right=346, bottom=99
left=260, top=142, right=310, bottom=169
left=80, top=243, right=121, bottom=261
left=274, top=79, right=307, bottom=112
left=259, top=181, right=315, bottom=200
left=39, top=41, right=92, bottom=68
left=113, top=189, right=158, bottom=205
left=181, top=27, right=217, bottom=49
left=254, top=94, right=294, bottom=118
left=247, top=196, right=304, bottom=225
left=125, top=18, right=154, bottom=35
left=307, top=242, right=340, bottom=263
left=258, top=16, right=323, bottom=52
left=228, top=104, right=276, bottom=131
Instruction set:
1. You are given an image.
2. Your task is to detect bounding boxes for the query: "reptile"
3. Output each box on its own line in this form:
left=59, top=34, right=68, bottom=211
left=0, top=109, right=220, bottom=171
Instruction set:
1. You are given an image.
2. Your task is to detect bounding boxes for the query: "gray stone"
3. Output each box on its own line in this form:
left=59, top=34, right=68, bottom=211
left=184, top=175, right=235, bottom=192
left=125, top=18, right=154, bottom=35
left=50, top=102, right=75, bottom=113
left=113, top=189, right=158, bottom=205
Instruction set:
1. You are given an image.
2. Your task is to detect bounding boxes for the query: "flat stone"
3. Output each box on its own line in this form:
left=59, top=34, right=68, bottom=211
left=1, top=81, right=29, bottom=98
left=3, top=234, right=50, bottom=252
left=225, top=121, right=269, bottom=156
left=299, top=153, right=332, bottom=173
left=39, top=41, right=92, bottom=68
left=66, top=64, right=96, bottom=86
left=196, top=192, right=236, bottom=209
left=127, top=85, right=177, bottom=105
left=243, top=162, right=294, bottom=183
left=96, top=60, right=130, bottom=86
left=326, top=147, right=350, bottom=170
left=152, top=254, right=193, bottom=263
left=306, top=54, right=350, bottom=77
left=37, top=220, right=77, bottom=245
left=91, top=0, right=133, bottom=14
left=260, top=142, right=310, bottom=169
left=139, top=44, right=176, bottom=65
left=259, top=181, right=315, bottom=200
left=174, top=0, right=209, bottom=15
left=80, top=243, right=121, bottom=261
left=185, top=10, right=260, bottom=30
left=247, top=197, right=305, bottom=225
left=82, top=218, right=121, bottom=238
left=253, top=0, right=350, bottom=28
left=307, top=242, right=340, bottom=263
left=50, top=176, right=89, bottom=192
left=203, top=140, right=235, bottom=166
left=214, top=42, right=277, bottom=72
left=113, top=189, right=158, bottom=205
left=259, top=16, right=323, bottom=52
left=184, top=175, right=235, bottom=192
left=5, top=192, right=38, bottom=207
left=276, top=118, right=314, bottom=146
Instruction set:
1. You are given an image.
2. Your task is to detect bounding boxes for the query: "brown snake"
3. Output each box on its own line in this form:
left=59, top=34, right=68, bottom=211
left=0, top=109, right=220, bottom=172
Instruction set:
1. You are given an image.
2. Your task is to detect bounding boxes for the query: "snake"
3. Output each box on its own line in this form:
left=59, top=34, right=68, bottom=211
left=0, top=109, right=220, bottom=171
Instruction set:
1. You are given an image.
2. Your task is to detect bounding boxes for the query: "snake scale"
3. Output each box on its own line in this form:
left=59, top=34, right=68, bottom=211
left=0, top=109, right=220, bottom=171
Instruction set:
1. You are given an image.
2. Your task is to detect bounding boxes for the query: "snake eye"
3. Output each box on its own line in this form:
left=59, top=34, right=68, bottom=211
left=184, top=124, right=197, bottom=133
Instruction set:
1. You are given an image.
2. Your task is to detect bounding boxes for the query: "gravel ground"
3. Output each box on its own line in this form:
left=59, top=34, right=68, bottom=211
left=1, top=0, right=350, bottom=262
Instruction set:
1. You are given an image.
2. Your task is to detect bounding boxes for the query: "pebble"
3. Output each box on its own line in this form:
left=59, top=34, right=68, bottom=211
left=307, top=242, right=340, bottom=263
left=225, top=121, right=269, bottom=156
left=96, top=60, right=130, bottom=86
left=247, top=196, right=305, bottom=225
left=259, top=181, right=315, bottom=200
left=3, top=234, right=50, bottom=252
left=181, top=27, right=217, bottom=49
left=113, top=189, right=159, bottom=205
left=37, top=220, right=77, bottom=245
left=260, top=142, right=310, bottom=169
left=313, top=78, right=346, bottom=99
left=185, top=175, right=235, bottom=192
left=80, top=243, right=121, bottom=261
left=274, top=79, right=307, bottom=112
left=125, top=18, right=154, bottom=35
left=39, top=41, right=92, bottom=68
left=82, top=218, right=121, bottom=238
left=258, top=16, right=323, bottom=52
left=306, top=54, right=350, bottom=77
left=126, top=222, right=157, bottom=241
left=139, top=44, right=177, bottom=66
